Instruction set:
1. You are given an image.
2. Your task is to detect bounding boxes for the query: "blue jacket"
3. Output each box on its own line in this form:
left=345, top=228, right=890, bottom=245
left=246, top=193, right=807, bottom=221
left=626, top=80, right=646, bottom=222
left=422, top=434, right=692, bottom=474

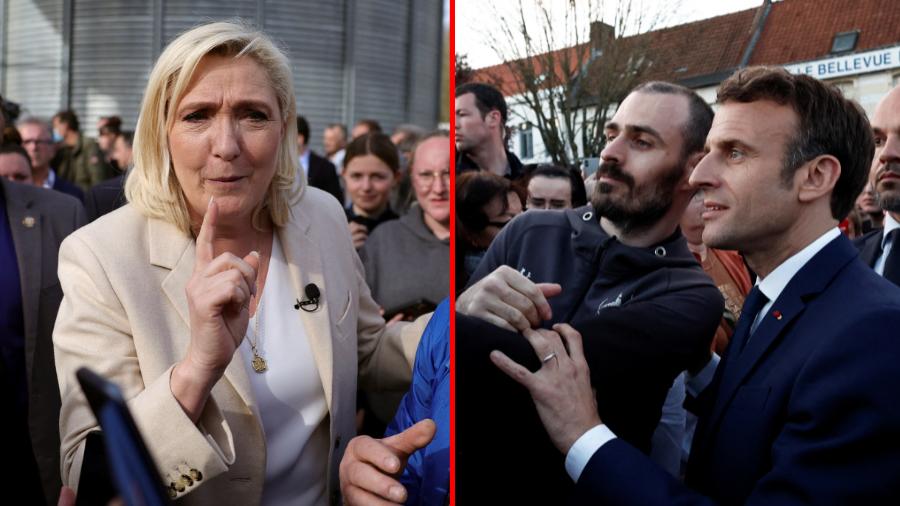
left=385, top=299, right=449, bottom=505
left=575, top=235, right=900, bottom=505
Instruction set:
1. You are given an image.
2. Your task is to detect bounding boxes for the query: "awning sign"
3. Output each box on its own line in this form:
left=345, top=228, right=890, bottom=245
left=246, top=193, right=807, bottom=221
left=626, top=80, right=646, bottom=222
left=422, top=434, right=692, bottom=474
left=785, top=46, right=900, bottom=80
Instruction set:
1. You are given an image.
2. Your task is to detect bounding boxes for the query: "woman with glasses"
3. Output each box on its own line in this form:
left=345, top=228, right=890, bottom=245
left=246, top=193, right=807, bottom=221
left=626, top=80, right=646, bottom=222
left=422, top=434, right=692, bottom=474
left=357, top=133, right=451, bottom=436
left=455, top=171, right=524, bottom=292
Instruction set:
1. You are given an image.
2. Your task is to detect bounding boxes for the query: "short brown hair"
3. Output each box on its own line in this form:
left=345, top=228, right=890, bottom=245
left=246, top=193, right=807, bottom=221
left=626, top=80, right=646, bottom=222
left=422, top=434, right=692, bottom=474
left=717, top=66, right=873, bottom=220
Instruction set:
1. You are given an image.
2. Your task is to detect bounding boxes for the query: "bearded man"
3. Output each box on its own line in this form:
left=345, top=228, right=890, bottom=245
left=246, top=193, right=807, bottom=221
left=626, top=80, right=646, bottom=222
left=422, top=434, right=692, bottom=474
left=454, top=82, right=725, bottom=504
left=856, top=85, right=900, bottom=286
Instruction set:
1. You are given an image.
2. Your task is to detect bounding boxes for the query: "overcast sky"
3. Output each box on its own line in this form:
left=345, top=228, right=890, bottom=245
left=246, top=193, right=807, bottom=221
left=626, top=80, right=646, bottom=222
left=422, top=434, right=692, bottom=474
left=456, top=0, right=763, bottom=69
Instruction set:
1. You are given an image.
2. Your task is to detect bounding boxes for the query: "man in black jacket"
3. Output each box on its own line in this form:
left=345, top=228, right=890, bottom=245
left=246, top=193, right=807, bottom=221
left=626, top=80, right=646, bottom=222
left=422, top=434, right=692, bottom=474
left=297, top=115, right=343, bottom=203
left=455, top=82, right=724, bottom=504
left=855, top=85, right=900, bottom=286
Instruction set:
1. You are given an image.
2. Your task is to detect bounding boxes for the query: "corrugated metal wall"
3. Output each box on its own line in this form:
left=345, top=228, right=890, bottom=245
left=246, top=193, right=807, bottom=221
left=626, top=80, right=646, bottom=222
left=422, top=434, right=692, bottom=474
left=265, top=0, right=347, bottom=148
left=2, top=0, right=65, bottom=120
left=407, top=0, right=442, bottom=128
left=350, top=0, right=410, bottom=129
left=70, top=0, right=153, bottom=129
left=1, top=0, right=443, bottom=147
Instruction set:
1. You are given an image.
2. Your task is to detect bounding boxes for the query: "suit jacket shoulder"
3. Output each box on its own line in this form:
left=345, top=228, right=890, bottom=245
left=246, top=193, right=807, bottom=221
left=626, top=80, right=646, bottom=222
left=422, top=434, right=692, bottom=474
left=306, top=151, right=343, bottom=203
left=53, top=177, right=85, bottom=203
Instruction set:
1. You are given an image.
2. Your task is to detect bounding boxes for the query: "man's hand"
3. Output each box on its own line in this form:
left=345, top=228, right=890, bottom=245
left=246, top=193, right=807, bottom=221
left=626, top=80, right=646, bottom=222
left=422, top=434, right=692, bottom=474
left=340, top=419, right=437, bottom=505
left=456, top=265, right=562, bottom=331
left=490, top=324, right=602, bottom=454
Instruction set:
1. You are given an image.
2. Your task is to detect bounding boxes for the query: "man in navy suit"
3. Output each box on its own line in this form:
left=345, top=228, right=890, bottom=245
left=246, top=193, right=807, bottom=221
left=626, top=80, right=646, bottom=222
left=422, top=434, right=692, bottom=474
left=855, top=85, right=900, bottom=286
left=493, top=67, right=900, bottom=504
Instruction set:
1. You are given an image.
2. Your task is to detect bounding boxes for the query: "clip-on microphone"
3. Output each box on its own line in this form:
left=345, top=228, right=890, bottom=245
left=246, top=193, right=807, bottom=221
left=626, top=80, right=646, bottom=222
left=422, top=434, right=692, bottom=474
left=294, top=283, right=320, bottom=312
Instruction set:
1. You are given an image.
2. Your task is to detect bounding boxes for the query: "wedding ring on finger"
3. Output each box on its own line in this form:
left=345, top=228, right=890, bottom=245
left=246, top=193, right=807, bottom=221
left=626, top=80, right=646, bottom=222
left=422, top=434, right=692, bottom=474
left=541, top=351, right=558, bottom=365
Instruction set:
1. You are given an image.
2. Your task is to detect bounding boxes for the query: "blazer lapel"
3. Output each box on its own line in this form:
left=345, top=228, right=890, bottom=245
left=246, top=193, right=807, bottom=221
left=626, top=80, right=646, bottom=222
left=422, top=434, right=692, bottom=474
left=279, top=205, right=335, bottom=412
left=858, top=230, right=883, bottom=267
left=6, top=188, right=42, bottom=380
left=150, top=218, right=257, bottom=411
left=704, top=236, right=858, bottom=436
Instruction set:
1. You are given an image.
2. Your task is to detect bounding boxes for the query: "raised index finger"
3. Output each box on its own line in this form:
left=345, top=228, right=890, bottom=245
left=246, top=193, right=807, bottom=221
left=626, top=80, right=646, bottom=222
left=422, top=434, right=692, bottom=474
left=195, top=196, right=217, bottom=270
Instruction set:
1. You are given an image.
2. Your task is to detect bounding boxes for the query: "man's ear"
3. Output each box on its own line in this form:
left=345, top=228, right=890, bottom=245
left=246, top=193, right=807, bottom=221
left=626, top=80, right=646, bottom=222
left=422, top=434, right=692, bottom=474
left=485, top=110, right=502, bottom=130
left=797, top=154, right=841, bottom=204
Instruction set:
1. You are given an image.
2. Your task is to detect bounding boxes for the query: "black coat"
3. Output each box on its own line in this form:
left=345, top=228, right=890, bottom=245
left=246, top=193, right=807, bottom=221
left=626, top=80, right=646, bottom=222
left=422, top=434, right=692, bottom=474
left=306, top=151, right=343, bottom=204
left=85, top=174, right=126, bottom=222
left=456, top=206, right=723, bottom=504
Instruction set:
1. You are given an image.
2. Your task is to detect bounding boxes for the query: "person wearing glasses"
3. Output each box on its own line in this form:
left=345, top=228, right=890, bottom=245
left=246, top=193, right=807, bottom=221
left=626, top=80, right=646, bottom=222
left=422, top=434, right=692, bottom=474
left=16, top=118, right=84, bottom=202
left=455, top=171, right=524, bottom=291
left=357, top=132, right=450, bottom=437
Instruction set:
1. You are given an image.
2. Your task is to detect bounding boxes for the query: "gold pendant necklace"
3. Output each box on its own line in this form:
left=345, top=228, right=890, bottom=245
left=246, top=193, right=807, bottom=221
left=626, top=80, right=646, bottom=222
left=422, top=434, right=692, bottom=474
left=249, top=297, right=268, bottom=373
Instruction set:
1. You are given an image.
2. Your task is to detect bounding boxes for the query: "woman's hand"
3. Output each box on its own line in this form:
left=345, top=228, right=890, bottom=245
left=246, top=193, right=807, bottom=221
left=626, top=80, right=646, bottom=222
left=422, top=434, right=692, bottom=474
left=172, top=198, right=260, bottom=422
left=349, top=221, right=369, bottom=249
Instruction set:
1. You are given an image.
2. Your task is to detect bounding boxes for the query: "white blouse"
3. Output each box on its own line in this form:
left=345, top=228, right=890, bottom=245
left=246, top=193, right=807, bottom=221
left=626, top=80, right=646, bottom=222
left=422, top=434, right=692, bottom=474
left=240, top=235, right=329, bottom=505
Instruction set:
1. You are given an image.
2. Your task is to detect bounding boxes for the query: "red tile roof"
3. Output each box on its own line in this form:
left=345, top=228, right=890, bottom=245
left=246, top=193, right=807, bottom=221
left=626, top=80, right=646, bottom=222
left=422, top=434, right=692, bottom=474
left=749, top=0, right=900, bottom=66
left=469, top=0, right=900, bottom=97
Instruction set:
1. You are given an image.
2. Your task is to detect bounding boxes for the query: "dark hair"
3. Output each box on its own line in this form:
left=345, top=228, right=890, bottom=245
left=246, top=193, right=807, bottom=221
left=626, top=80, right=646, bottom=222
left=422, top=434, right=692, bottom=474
left=525, top=164, right=588, bottom=207
left=0, top=142, right=33, bottom=169
left=456, top=82, right=508, bottom=126
left=344, top=132, right=399, bottom=172
left=354, top=119, right=382, bottom=134
left=456, top=171, right=513, bottom=235
left=296, top=116, right=310, bottom=142
left=632, top=81, right=714, bottom=158
left=717, top=66, right=874, bottom=220
left=99, top=116, right=122, bottom=135
left=53, top=110, right=80, bottom=132
left=118, top=130, right=135, bottom=148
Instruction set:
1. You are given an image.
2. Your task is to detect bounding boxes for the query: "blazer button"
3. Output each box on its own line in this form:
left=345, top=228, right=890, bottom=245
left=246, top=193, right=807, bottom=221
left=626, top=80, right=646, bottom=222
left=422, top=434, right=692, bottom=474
left=334, top=437, right=341, bottom=449
left=181, top=474, right=194, bottom=487
left=174, top=479, right=186, bottom=492
left=167, top=485, right=178, bottom=499
left=190, top=468, right=203, bottom=482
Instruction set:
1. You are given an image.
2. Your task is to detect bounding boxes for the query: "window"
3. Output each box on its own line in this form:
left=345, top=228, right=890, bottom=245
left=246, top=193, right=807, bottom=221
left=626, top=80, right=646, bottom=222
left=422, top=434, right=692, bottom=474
left=830, top=31, right=859, bottom=54
left=519, top=127, right=534, bottom=160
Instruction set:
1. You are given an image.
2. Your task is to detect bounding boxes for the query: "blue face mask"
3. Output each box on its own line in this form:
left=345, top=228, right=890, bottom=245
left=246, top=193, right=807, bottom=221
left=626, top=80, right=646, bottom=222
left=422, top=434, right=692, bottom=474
left=51, top=130, right=63, bottom=143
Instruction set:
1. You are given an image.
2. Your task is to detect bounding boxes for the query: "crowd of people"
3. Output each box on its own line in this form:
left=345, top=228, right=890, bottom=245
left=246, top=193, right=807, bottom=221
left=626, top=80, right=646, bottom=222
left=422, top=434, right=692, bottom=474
left=454, top=61, right=900, bottom=503
left=1, top=21, right=448, bottom=506
left=4, top=11, right=900, bottom=506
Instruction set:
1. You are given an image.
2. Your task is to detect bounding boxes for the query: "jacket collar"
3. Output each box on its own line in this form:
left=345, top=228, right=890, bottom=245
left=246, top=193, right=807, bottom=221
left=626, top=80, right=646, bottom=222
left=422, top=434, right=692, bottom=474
left=704, top=234, right=858, bottom=435
left=150, top=201, right=335, bottom=413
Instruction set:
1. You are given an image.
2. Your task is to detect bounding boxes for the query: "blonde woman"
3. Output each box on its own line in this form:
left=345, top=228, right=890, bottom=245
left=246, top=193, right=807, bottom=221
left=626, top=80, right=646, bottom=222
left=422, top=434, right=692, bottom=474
left=53, top=22, right=425, bottom=505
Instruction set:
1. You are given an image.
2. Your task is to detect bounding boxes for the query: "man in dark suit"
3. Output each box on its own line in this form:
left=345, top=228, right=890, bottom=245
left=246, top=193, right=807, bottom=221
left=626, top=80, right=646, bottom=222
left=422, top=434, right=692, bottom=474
left=855, top=85, right=899, bottom=286
left=297, top=115, right=343, bottom=203
left=0, top=177, right=86, bottom=504
left=493, top=67, right=900, bottom=504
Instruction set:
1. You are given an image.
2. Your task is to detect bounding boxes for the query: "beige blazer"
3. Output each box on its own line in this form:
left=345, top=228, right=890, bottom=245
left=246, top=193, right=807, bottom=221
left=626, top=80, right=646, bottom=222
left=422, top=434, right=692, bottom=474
left=53, top=188, right=425, bottom=504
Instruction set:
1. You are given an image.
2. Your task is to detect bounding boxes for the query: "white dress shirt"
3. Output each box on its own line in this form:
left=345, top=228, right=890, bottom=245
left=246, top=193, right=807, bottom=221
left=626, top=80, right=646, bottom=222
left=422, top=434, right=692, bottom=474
left=565, top=227, right=842, bottom=482
left=240, top=235, right=329, bottom=505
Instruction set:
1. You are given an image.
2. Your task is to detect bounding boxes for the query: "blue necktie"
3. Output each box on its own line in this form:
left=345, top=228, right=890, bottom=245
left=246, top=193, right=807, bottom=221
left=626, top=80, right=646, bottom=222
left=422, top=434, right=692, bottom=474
left=732, top=285, right=768, bottom=354
left=883, top=229, right=900, bottom=286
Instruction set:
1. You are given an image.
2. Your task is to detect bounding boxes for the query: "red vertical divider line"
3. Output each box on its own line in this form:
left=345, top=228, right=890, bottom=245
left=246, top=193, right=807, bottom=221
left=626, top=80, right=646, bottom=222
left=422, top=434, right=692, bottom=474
left=448, top=0, right=457, bottom=502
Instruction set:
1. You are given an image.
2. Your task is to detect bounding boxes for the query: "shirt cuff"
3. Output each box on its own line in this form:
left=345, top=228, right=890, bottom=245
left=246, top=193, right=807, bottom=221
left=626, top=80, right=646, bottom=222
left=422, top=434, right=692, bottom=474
left=564, top=424, right=617, bottom=482
left=686, top=352, right=720, bottom=398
